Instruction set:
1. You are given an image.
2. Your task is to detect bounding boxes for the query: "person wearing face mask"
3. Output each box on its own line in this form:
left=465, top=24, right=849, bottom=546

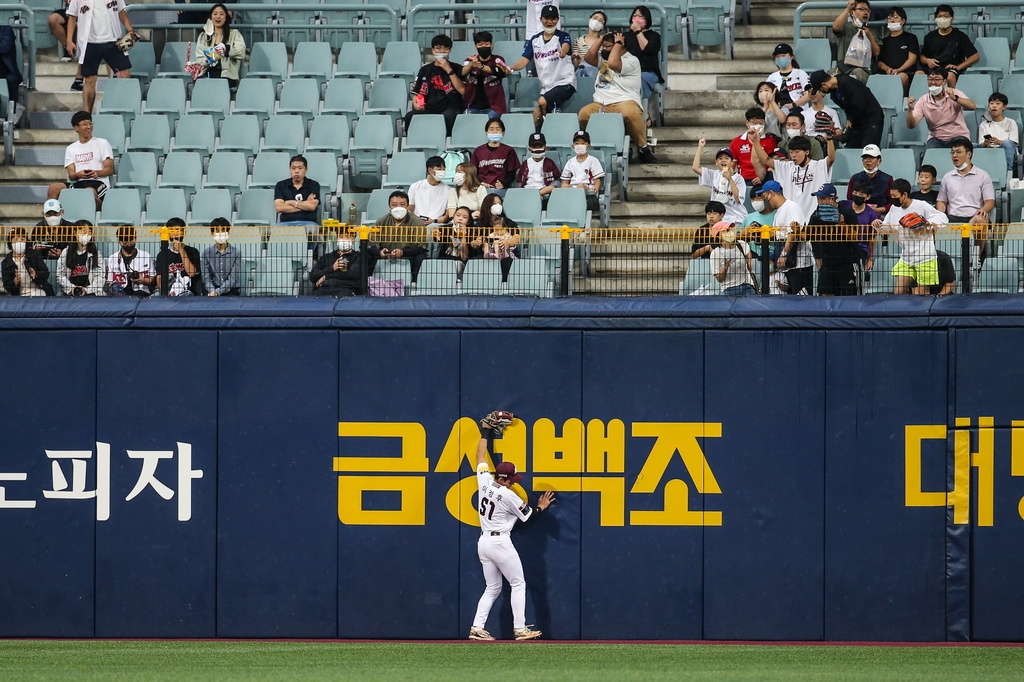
left=916, top=4, right=978, bottom=88
left=801, top=89, right=842, bottom=138
left=525, top=0, right=561, bottom=43
left=831, top=0, right=881, bottom=84
left=374, top=190, right=429, bottom=282
left=3, top=227, right=55, bottom=296
left=906, top=67, right=974, bottom=149
left=754, top=180, right=815, bottom=295
left=872, top=178, right=949, bottom=294
left=461, top=31, right=512, bottom=119
left=560, top=130, right=604, bottom=215
left=475, top=193, right=520, bottom=282
left=578, top=31, right=657, bottom=165
left=806, top=184, right=859, bottom=296
left=753, top=81, right=786, bottom=139
left=623, top=5, right=663, bottom=128
left=573, top=11, right=607, bottom=78
left=57, top=219, right=105, bottom=296
left=201, top=217, right=240, bottom=296
left=875, top=8, right=919, bottom=94
left=508, top=5, right=576, bottom=129
left=515, top=133, right=560, bottom=207
left=807, top=70, right=885, bottom=148
left=310, top=229, right=380, bottom=297
left=155, top=217, right=202, bottom=297
left=750, top=127, right=835, bottom=221
left=34, top=198, right=75, bottom=260
left=937, top=138, right=995, bottom=262
left=434, top=206, right=472, bottom=266
left=710, top=221, right=757, bottom=296
left=846, top=145, right=893, bottom=212
left=408, top=155, right=452, bottom=224
left=447, top=163, right=488, bottom=219
left=406, top=34, right=465, bottom=136
left=470, top=118, right=521, bottom=197
left=767, top=44, right=811, bottom=110
left=778, top=112, right=824, bottom=161
left=106, top=224, right=154, bottom=297
left=729, top=108, right=779, bottom=184
left=838, top=180, right=880, bottom=286
left=692, top=141, right=746, bottom=224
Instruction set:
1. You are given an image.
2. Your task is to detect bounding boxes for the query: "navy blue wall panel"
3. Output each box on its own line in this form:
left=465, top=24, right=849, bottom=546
left=217, top=331, right=339, bottom=637
left=955, top=329, right=1024, bottom=426
left=459, top=331, right=583, bottom=640
left=824, top=331, right=947, bottom=641
left=580, top=331, right=705, bottom=639
left=95, top=330, right=218, bottom=637
left=703, top=331, right=826, bottom=640
left=336, top=330, right=461, bottom=638
left=0, top=331, right=96, bottom=636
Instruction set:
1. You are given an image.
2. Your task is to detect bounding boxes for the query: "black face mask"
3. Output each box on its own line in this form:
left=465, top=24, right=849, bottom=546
left=121, top=244, right=136, bottom=255
left=852, top=195, right=866, bottom=206
left=600, top=49, right=611, bottom=61
left=477, top=47, right=492, bottom=59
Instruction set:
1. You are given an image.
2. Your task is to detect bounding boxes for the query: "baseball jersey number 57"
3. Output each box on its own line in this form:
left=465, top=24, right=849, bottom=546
left=479, top=498, right=496, bottom=520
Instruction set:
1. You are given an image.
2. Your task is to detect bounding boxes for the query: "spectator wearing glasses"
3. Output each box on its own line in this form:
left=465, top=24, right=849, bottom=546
left=937, top=137, right=994, bottom=264
left=906, top=67, right=975, bottom=149
left=831, top=0, right=881, bottom=84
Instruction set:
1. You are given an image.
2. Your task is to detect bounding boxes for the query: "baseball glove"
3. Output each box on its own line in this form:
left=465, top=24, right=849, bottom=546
left=115, top=33, right=135, bottom=53
left=899, top=212, right=928, bottom=231
left=480, top=410, right=514, bottom=437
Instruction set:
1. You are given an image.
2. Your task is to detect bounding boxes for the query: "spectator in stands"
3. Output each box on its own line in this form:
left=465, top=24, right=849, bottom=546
left=780, top=112, right=824, bottom=160
left=448, top=163, right=488, bottom=220
left=476, top=193, right=520, bottom=282
left=434, top=206, right=471, bottom=263
left=807, top=184, right=859, bottom=296
left=65, top=0, right=137, bottom=113
left=274, top=155, right=321, bottom=229
left=35, top=198, right=74, bottom=260
left=873, top=177, right=949, bottom=294
left=693, top=201, right=727, bottom=259
left=561, top=130, right=604, bottom=214
left=407, top=35, right=465, bottom=136
left=470, top=119, right=520, bottom=197
left=768, top=43, right=810, bottom=110
left=578, top=30, right=656, bottom=164
left=155, top=218, right=201, bottom=297
left=526, top=0, right=560, bottom=42
left=711, top=222, right=757, bottom=296
left=509, top=5, right=575, bottom=129
left=755, top=179, right=814, bottom=295
left=2, top=227, right=54, bottom=296
left=0, top=23, right=22, bottom=105
left=906, top=67, right=975, bottom=149
left=49, top=1, right=86, bottom=91
left=937, top=137, right=995, bottom=263
left=808, top=70, right=885, bottom=148
left=515, top=133, right=560, bottom=205
left=202, top=217, right=240, bottom=296
left=48, top=111, right=113, bottom=209
left=802, top=88, right=842, bottom=138
left=846, top=144, right=893, bottom=213
left=692, top=140, right=746, bottom=224
left=831, top=0, right=881, bottom=84
left=374, top=190, right=428, bottom=281
left=979, top=92, right=1019, bottom=175
left=916, top=4, right=978, bottom=87
left=310, top=231, right=379, bottom=297
left=189, top=4, right=246, bottom=90
left=911, top=164, right=939, bottom=206
left=730, top=108, right=778, bottom=186
left=573, top=11, right=608, bottom=78
left=876, top=8, right=919, bottom=94
left=750, top=129, right=836, bottom=220
left=461, top=31, right=511, bottom=119
left=623, top=5, right=663, bottom=128
left=57, top=219, right=104, bottom=296
left=106, top=225, right=154, bottom=297
left=839, top=180, right=880, bottom=284
left=408, top=155, right=451, bottom=224
left=754, top=81, right=786, bottom=138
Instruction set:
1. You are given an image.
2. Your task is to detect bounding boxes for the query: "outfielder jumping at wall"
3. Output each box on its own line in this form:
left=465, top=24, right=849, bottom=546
left=469, top=410, right=555, bottom=642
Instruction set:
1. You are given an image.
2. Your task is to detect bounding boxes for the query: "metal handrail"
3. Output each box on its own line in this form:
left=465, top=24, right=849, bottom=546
left=0, top=4, right=36, bottom=89
left=794, top=1, right=1024, bottom=42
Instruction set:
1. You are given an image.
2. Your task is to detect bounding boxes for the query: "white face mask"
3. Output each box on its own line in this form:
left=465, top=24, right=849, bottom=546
left=853, top=18, right=864, bottom=28
left=12, top=242, right=25, bottom=255
left=887, top=21, right=902, bottom=31
left=390, top=206, right=408, bottom=221
left=543, top=26, right=557, bottom=36
left=490, top=203, right=503, bottom=216
left=432, top=170, right=445, bottom=182
left=78, top=233, right=91, bottom=246
left=573, top=144, right=588, bottom=156
left=751, top=199, right=765, bottom=212
left=453, top=172, right=466, bottom=187
left=530, top=150, right=546, bottom=160
left=213, top=232, right=229, bottom=245
left=433, top=52, right=449, bottom=62
left=749, top=123, right=765, bottom=135
left=721, top=229, right=737, bottom=245
left=337, top=238, right=354, bottom=252
left=44, top=214, right=62, bottom=226
left=589, top=18, right=604, bottom=32
left=928, top=85, right=944, bottom=97
left=862, top=162, right=878, bottom=174
left=955, top=161, right=970, bottom=171
left=785, top=128, right=801, bottom=139
left=936, top=17, right=952, bottom=29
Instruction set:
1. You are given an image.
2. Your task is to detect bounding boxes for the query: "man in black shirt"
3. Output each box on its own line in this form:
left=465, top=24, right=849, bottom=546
left=808, top=183, right=859, bottom=296
left=405, top=34, right=465, bottom=136
left=310, top=233, right=380, bottom=297
left=808, top=70, right=885, bottom=148
left=155, top=217, right=202, bottom=296
left=33, top=198, right=75, bottom=259
left=876, top=8, right=919, bottom=93
left=915, top=4, right=979, bottom=87
left=274, top=154, right=321, bottom=227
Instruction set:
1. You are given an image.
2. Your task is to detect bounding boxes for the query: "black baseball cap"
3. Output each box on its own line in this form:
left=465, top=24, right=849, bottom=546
left=808, top=70, right=830, bottom=92
left=540, top=4, right=559, bottom=19
left=573, top=130, right=590, bottom=143
left=773, top=43, right=794, bottom=56
left=528, top=132, right=546, bottom=147
left=715, top=147, right=734, bottom=159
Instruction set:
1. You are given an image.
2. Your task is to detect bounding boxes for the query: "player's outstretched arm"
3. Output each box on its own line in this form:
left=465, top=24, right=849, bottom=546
left=536, top=490, right=555, bottom=511
left=476, top=434, right=490, bottom=466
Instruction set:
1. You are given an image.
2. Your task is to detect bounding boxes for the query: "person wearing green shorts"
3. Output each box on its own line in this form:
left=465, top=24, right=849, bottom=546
left=871, top=178, right=950, bottom=294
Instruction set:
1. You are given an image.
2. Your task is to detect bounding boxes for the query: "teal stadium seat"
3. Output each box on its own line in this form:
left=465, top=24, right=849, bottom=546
left=144, top=78, right=186, bottom=127
left=116, top=151, right=158, bottom=201
left=143, top=188, right=188, bottom=226
left=560, top=77, right=596, bottom=114
left=585, top=112, right=629, bottom=200
left=246, top=42, right=289, bottom=87
left=204, top=152, right=249, bottom=197
left=289, top=42, right=334, bottom=87
left=232, top=78, right=277, bottom=128
left=878, top=149, right=918, bottom=185
left=891, top=114, right=929, bottom=162
left=322, top=0, right=365, bottom=50
left=365, top=78, right=411, bottom=127
left=236, top=188, right=277, bottom=226
left=794, top=38, right=832, bottom=72
left=955, top=74, right=993, bottom=109
left=334, top=42, right=379, bottom=89
left=543, top=188, right=588, bottom=228
left=378, top=42, right=423, bottom=87
left=830, top=149, right=863, bottom=186
left=307, top=114, right=352, bottom=161
left=461, top=258, right=503, bottom=295
left=92, top=114, right=126, bottom=157
left=253, top=256, right=300, bottom=295
left=449, top=113, right=489, bottom=151
left=215, top=114, right=262, bottom=158
left=511, top=78, right=542, bottom=113
left=251, top=151, right=294, bottom=189
left=361, top=188, right=391, bottom=224
left=503, top=188, right=543, bottom=228
left=171, top=114, right=216, bottom=158
left=58, top=188, right=97, bottom=224
left=188, top=78, right=231, bottom=129
left=681, top=256, right=718, bottom=295
left=305, top=151, right=341, bottom=201
left=976, top=256, right=1019, bottom=293
left=98, top=78, right=142, bottom=129
left=97, top=188, right=142, bottom=226
left=981, top=6, right=1022, bottom=46
left=159, top=151, right=203, bottom=198
left=131, top=41, right=157, bottom=88
left=501, top=113, right=537, bottom=155
left=383, top=151, right=426, bottom=190
left=372, top=258, right=412, bottom=293
left=189, top=189, right=234, bottom=226
left=506, top=259, right=554, bottom=297
left=972, top=37, right=1011, bottom=90
left=278, top=78, right=322, bottom=127
left=865, top=74, right=904, bottom=119
left=403, top=114, right=447, bottom=157
left=128, top=114, right=171, bottom=159
left=684, top=0, right=734, bottom=59
left=261, top=115, right=307, bottom=156
left=349, top=114, right=396, bottom=189
left=541, top=113, right=583, bottom=164
left=411, top=259, right=460, bottom=295
left=323, top=78, right=365, bottom=119
left=157, top=43, right=191, bottom=80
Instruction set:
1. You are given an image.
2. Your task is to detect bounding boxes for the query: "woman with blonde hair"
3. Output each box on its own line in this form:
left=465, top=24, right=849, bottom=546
left=447, top=163, right=488, bottom=219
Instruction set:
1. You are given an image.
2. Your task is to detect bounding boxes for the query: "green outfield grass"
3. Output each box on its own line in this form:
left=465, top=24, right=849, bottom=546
left=1, top=640, right=1023, bottom=681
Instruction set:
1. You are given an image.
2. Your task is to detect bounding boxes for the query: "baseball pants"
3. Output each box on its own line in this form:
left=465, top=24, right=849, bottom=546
left=473, top=533, right=527, bottom=630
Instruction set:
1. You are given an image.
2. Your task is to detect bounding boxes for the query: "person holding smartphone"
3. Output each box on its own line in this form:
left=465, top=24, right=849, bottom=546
left=106, top=224, right=154, bottom=297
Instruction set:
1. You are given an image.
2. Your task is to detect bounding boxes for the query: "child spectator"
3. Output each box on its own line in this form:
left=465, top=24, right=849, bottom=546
left=710, top=222, right=758, bottom=296
left=693, top=201, right=727, bottom=259
left=435, top=206, right=472, bottom=264
left=406, top=35, right=465, bottom=136
left=560, top=130, right=604, bottom=214
left=730, top=108, right=778, bottom=184
left=692, top=139, right=747, bottom=224
left=460, top=31, right=511, bottom=118
left=470, top=118, right=521, bottom=197
left=515, top=133, right=560, bottom=205
left=57, top=220, right=105, bottom=296
left=910, top=165, right=939, bottom=206
left=475, top=194, right=520, bottom=282
left=978, top=92, right=1019, bottom=175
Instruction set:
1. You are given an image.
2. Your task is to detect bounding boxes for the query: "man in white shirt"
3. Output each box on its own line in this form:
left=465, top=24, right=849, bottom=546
left=407, top=155, right=451, bottom=224
left=577, top=31, right=656, bottom=164
left=750, top=129, right=835, bottom=221
left=755, top=179, right=815, bottom=295
left=871, top=177, right=949, bottom=294
left=691, top=140, right=747, bottom=224
left=47, top=110, right=114, bottom=209
left=509, top=5, right=576, bottom=128
left=65, top=0, right=137, bottom=113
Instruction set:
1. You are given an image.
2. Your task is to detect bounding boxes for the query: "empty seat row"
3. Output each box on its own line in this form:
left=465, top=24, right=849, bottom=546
left=79, top=186, right=280, bottom=228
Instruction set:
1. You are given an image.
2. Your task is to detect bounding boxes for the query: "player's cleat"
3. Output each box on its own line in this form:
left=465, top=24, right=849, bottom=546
left=514, top=626, right=542, bottom=640
left=468, top=627, right=495, bottom=641
left=480, top=410, right=514, bottom=437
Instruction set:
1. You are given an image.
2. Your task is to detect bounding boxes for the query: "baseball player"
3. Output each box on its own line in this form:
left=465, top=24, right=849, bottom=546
left=469, top=410, right=555, bottom=641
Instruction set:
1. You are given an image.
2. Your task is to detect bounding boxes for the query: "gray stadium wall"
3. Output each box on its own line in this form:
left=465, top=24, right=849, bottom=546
left=1, top=296, right=1023, bottom=641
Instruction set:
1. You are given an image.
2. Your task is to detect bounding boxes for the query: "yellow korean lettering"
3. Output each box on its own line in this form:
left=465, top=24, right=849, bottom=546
left=533, top=477, right=625, bottom=526
left=972, top=417, right=994, bottom=527
left=533, top=418, right=584, bottom=473
left=335, top=422, right=428, bottom=472
left=586, top=419, right=625, bottom=473
left=951, top=419, right=970, bottom=525
left=904, top=424, right=948, bottom=507
left=629, top=422, right=721, bottom=494
left=338, top=475, right=425, bottom=525
left=1012, top=421, right=1024, bottom=522
left=630, top=479, right=722, bottom=526
left=434, top=417, right=527, bottom=473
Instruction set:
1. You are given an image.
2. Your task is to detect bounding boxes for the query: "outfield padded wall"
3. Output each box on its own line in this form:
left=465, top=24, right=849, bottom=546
left=0, top=298, right=1022, bottom=641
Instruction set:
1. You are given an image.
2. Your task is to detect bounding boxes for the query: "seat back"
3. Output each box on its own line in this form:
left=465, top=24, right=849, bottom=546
left=160, top=151, right=203, bottom=195
left=92, top=114, right=126, bottom=157
left=217, top=114, right=262, bottom=158
left=831, top=149, right=863, bottom=185
left=411, top=258, right=460, bottom=295
left=335, top=42, right=379, bottom=83
left=383, top=151, right=426, bottom=189
left=541, top=113, right=582, bottom=152
left=560, top=77, right=595, bottom=114
left=511, top=78, right=542, bottom=112
left=973, top=36, right=1011, bottom=87
left=308, top=114, right=352, bottom=158
left=251, top=151, right=294, bottom=189
left=188, top=78, right=231, bottom=127
left=794, top=38, right=832, bottom=72
left=973, top=147, right=1009, bottom=190
left=98, top=78, right=142, bottom=127
left=190, top=189, right=234, bottom=226
left=116, top=151, right=158, bottom=197
left=97, top=188, right=143, bottom=226
left=128, top=114, right=171, bottom=157
left=543, top=188, right=587, bottom=228
left=922, top=148, right=955, bottom=182
left=503, top=188, right=543, bottom=228
left=172, top=114, right=216, bottom=156
left=379, top=41, right=423, bottom=80
left=955, top=74, right=993, bottom=107
left=205, top=151, right=249, bottom=196
left=977, top=256, right=1019, bottom=292
left=233, top=78, right=277, bottom=126
left=449, top=113, right=489, bottom=150
left=366, top=78, right=410, bottom=116
left=305, top=151, right=340, bottom=195
left=680, top=256, right=718, bottom=295
left=143, top=188, right=188, bottom=226
left=462, top=258, right=502, bottom=295
left=403, top=114, right=447, bottom=156
left=878, top=149, right=918, bottom=184
left=501, top=113, right=537, bottom=154
left=144, top=77, right=187, bottom=123
left=157, top=42, right=190, bottom=78
left=58, top=188, right=98, bottom=224
left=130, top=41, right=157, bottom=85
left=291, top=41, right=334, bottom=84
left=262, top=115, right=306, bottom=155
left=278, top=78, right=322, bottom=123
left=324, top=78, right=366, bottom=117
left=247, top=42, right=289, bottom=84
left=865, top=74, right=904, bottom=117
left=363, top=188, right=391, bottom=224
left=686, top=0, right=730, bottom=48
left=236, top=188, right=277, bottom=226
left=352, top=114, right=395, bottom=150
left=506, top=258, right=553, bottom=297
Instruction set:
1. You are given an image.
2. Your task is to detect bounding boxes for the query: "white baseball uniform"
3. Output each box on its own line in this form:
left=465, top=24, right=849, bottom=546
left=472, top=462, right=533, bottom=630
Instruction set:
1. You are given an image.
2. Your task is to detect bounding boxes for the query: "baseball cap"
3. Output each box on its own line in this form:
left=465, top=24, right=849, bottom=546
left=861, top=144, right=882, bottom=157
left=812, top=183, right=838, bottom=198
left=43, top=198, right=62, bottom=214
left=495, top=461, right=524, bottom=484
left=772, top=43, right=794, bottom=56
left=573, top=130, right=590, bottom=143
left=540, top=4, right=559, bottom=19
left=808, top=70, right=830, bottom=92
left=753, top=180, right=782, bottom=196
left=715, top=147, right=734, bottom=159
left=528, top=132, right=546, bottom=148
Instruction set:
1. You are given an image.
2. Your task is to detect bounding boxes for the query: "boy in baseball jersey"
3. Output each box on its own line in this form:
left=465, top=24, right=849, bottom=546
left=470, top=410, right=555, bottom=642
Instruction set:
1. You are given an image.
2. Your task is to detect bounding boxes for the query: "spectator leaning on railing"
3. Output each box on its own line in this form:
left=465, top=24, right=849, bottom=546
left=937, top=137, right=995, bottom=269
left=872, top=178, right=949, bottom=295
left=755, top=179, right=815, bottom=296
left=906, top=68, right=975, bottom=149
left=202, top=217, right=241, bottom=297
left=807, top=183, right=859, bottom=297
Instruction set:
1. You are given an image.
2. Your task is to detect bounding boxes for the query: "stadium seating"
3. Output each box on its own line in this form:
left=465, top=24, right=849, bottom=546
left=972, top=37, right=1011, bottom=89
left=349, top=114, right=396, bottom=189
left=246, top=42, right=290, bottom=86
left=323, top=78, right=366, bottom=118
left=794, top=39, right=832, bottom=72
left=190, top=189, right=235, bottom=226
left=507, top=259, right=554, bottom=297
left=402, top=114, right=447, bottom=157
left=262, top=115, right=307, bottom=156
left=232, top=78, right=277, bottom=127
left=143, top=188, right=188, bottom=226
left=97, top=188, right=143, bottom=226
left=128, top=115, right=171, bottom=159
left=307, top=114, right=353, bottom=161
left=251, top=152, right=294, bottom=189
left=683, top=0, right=735, bottom=60
left=98, top=78, right=142, bottom=128
left=976, top=256, right=1020, bottom=293
left=159, top=151, right=204, bottom=198
left=171, top=114, right=217, bottom=158
left=449, top=114, right=489, bottom=151
left=130, top=41, right=157, bottom=88
left=188, top=79, right=231, bottom=129
left=461, top=258, right=502, bottom=295
left=204, top=152, right=249, bottom=197
left=865, top=74, right=904, bottom=119
left=543, top=188, right=589, bottom=229
left=277, top=78, right=322, bottom=126
left=144, top=78, right=187, bottom=127
left=382, top=151, right=427, bottom=190
left=334, top=42, right=379, bottom=87
left=502, top=113, right=537, bottom=154
left=58, top=188, right=98, bottom=224
left=890, top=114, right=929, bottom=162
left=215, top=115, right=262, bottom=158
left=365, top=78, right=410, bottom=127
left=116, top=151, right=159, bottom=201
left=681, top=256, right=717, bottom=295
left=411, top=258, right=460, bottom=295
left=378, top=42, right=422, bottom=85
left=504, top=188, right=543, bottom=228
left=290, top=41, right=334, bottom=86
left=92, top=114, right=126, bottom=157
left=236, top=188, right=277, bottom=226
left=156, top=43, right=191, bottom=80
left=373, top=258, right=413, bottom=292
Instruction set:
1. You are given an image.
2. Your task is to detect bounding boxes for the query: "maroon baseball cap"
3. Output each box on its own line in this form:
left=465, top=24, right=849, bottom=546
left=495, top=462, right=524, bottom=484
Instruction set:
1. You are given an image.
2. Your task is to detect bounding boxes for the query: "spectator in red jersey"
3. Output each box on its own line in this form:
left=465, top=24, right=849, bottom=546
left=469, top=117, right=521, bottom=198
left=729, top=107, right=777, bottom=188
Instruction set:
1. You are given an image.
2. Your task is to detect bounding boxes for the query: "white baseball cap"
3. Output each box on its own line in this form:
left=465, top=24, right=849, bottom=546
left=861, top=144, right=882, bottom=158
left=43, top=198, right=62, bottom=214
